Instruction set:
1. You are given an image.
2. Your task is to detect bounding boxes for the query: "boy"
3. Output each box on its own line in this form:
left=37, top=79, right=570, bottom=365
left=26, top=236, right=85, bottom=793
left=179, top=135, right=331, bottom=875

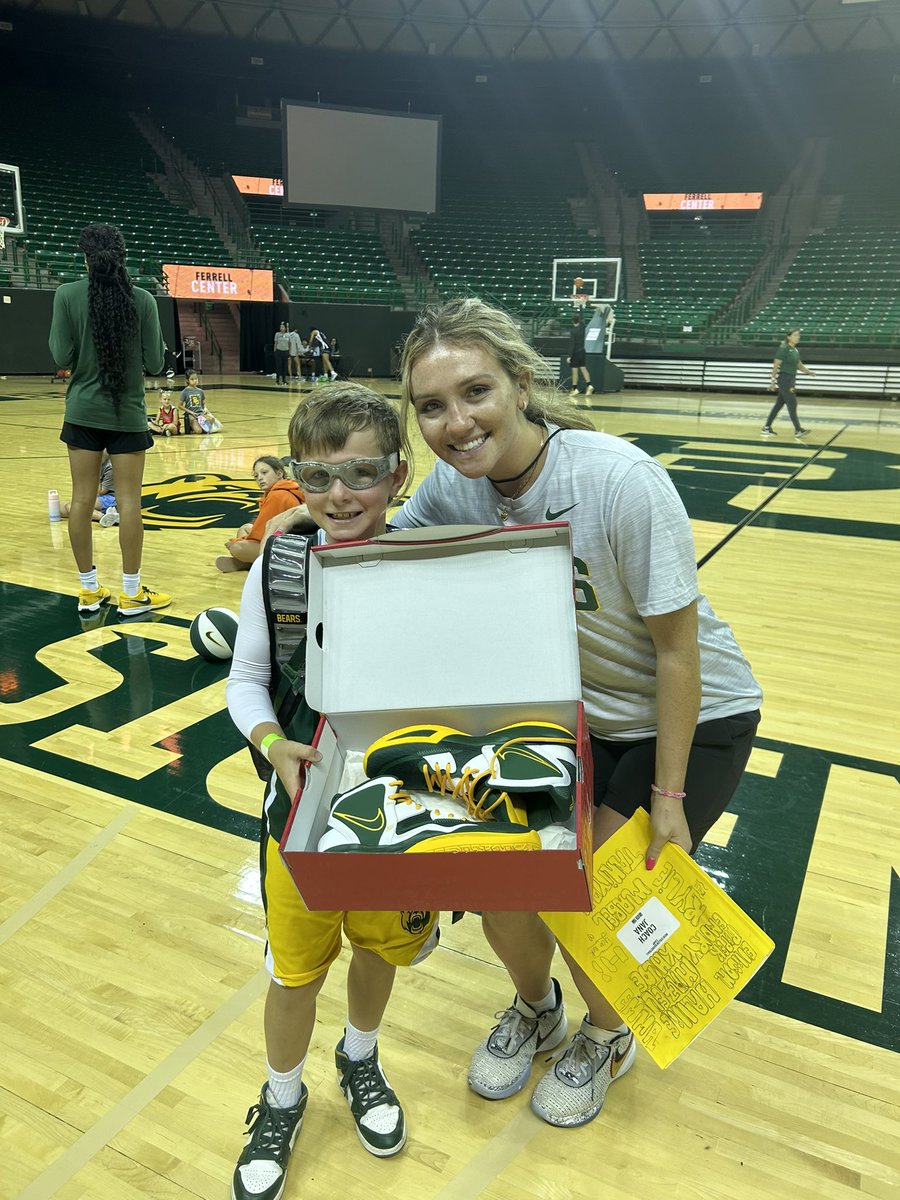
left=225, top=384, right=438, bottom=1200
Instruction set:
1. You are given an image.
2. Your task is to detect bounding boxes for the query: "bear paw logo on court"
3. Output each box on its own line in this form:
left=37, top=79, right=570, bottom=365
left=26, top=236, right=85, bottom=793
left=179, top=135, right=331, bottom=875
left=139, top=474, right=264, bottom=530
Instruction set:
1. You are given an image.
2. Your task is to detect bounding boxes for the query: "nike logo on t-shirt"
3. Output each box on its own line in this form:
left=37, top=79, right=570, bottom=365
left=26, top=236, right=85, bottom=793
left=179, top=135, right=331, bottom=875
left=546, top=503, right=578, bottom=521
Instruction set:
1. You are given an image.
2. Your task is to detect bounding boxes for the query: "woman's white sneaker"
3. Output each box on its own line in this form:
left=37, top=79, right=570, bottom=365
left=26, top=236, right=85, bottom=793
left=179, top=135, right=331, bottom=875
left=530, top=1020, right=635, bottom=1127
left=467, top=980, right=567, bottom=1099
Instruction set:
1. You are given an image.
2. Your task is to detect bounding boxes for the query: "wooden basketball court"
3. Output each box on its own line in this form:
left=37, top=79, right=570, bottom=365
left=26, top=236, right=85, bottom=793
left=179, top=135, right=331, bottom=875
left=1, top=374, right=898, bottom=1199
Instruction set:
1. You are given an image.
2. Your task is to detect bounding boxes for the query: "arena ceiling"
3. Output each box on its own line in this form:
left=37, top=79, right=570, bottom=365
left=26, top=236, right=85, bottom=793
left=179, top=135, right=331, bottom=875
left=6, top=0, right=900, bottom=62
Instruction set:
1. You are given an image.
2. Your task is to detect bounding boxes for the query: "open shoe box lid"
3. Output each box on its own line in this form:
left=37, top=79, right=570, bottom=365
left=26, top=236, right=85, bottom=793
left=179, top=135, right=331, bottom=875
left=305, top=523, right=582, bottom=718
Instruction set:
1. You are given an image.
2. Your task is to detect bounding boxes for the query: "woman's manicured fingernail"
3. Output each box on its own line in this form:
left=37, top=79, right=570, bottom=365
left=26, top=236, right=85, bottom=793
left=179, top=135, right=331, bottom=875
left=645, top=857, right=656, bottom=871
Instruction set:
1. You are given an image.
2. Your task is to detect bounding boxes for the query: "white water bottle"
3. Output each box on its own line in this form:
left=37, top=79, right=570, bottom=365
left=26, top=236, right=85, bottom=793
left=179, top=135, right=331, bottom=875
left=48, top=489, right=61, bottom=521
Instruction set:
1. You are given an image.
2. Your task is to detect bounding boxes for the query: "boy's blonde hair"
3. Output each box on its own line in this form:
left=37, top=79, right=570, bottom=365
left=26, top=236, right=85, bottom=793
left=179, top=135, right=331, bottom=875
left=288, top=382, right=410, bottom=464
left=399, top=296, right=594, bottom=432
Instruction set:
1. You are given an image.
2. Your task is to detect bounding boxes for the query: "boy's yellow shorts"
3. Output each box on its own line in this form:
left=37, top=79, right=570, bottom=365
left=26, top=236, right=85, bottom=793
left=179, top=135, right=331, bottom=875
left=262, top=837, right=439, bottom=987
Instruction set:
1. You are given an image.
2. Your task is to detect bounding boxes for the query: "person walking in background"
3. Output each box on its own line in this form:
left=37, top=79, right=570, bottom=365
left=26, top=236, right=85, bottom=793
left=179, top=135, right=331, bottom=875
left=274, top=322, right=291, bottom=386
left=49, top=223, right=171, bottom=617
left=761, top=329, right=815, bottom=438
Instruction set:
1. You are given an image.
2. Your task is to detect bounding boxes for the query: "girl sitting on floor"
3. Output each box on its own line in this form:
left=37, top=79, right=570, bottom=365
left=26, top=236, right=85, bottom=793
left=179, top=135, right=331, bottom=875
left=216, top=456, right=303, bottom=573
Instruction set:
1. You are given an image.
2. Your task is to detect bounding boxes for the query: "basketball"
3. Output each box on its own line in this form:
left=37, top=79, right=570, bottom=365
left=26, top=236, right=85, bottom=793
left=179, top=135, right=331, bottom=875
left=190, top=607, right=239, bottom=661
left=574, top=276, right=584, bottom=288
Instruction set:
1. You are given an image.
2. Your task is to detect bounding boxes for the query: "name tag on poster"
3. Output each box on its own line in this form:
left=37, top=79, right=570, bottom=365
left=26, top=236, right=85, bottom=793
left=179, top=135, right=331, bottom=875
left=616, top=896, right=681, bottom=964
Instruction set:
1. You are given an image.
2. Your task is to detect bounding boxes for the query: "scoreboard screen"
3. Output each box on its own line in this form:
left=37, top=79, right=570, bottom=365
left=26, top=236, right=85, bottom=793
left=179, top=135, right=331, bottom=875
left=644, top=192, right=763, bottom=211
left=163, top=264, right=274, bottom=301
left=232, top=176, right=284, bottom=196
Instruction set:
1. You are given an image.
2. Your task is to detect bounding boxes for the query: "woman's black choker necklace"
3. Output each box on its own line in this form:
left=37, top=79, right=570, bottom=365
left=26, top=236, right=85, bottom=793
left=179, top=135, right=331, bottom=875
left=491, top=425, right=561, bottom=523
left=488, top=424, right=559, bottom=486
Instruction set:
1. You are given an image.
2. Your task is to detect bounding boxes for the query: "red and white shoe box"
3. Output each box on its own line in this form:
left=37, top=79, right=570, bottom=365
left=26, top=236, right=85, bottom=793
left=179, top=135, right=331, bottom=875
left=281, top=523, right=594, bottom=912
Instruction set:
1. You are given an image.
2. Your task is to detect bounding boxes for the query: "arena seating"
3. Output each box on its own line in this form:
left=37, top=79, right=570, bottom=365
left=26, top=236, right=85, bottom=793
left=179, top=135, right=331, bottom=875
left=410, top=191, right=602, bottom=317
left=741, top=202, right=900, bottom=347
left=5, top=87, right=229, bottom=290
left=251, top=224, right=405, bottom=306
left=615, top=236, right=766, bottom=342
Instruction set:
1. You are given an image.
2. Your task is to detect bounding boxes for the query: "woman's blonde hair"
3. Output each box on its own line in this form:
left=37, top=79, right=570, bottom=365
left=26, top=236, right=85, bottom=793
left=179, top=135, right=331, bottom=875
left=399, top=297, right=594, bottom=432
left=288, top=381, right=411, bottom=464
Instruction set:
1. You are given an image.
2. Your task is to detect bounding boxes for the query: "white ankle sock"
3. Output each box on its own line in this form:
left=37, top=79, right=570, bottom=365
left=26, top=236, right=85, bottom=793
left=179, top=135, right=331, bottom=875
left=527, top=982, right=558, bottom=1014
left=343, top=1019, right=379, bottom=1061
left=122, top=572, right=140, bottom=596
left=581, top=1018, right=629, bottom=1045
left=267, top=1056, right=305, bottom=1108
left=79, top=567, right=98, bottom=591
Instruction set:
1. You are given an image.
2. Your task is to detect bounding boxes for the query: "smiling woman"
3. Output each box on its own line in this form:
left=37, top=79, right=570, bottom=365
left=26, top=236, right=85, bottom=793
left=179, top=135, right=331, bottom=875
left=391, top=295, right=762, bottom=1129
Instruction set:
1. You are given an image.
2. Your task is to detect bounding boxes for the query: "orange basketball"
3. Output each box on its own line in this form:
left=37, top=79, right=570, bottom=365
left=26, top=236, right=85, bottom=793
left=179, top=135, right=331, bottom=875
left=574, top=277, right=584, bottom=288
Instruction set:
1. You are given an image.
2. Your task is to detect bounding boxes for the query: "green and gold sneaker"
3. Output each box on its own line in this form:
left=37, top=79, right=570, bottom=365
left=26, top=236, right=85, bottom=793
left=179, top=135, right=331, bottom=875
left=316, top=776, right=542, bottom=853
left=363, top=722, right=577, bottom=826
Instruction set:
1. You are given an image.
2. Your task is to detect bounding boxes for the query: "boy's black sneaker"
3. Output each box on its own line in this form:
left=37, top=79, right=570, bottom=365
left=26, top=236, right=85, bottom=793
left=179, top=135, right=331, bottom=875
left=795, top=427, right=811, bottom=438
left=760, top=426, right=775, bottom=437
left=231, top=1082, right=307, bottom=1200
left=335, top=1036, right=407, bottom=1157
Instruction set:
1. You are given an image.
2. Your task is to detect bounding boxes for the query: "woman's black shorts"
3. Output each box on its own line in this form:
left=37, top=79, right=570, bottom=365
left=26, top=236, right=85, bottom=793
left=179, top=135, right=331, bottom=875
left=590, top=710, right=761, bottom=851
left=61, top=422, right=153, bottom=454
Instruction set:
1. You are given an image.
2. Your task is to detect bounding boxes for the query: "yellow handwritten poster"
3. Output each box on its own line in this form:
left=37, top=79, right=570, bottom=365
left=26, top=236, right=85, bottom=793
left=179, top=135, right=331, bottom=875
left=542, top=809, right=774, bottom=1068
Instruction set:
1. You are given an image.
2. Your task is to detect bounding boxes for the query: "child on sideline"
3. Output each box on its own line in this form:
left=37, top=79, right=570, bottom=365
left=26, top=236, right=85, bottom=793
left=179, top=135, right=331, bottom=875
left=225, top=384, right=438, bottom=1200
left=215, top=455, right=303, bottom=573
left=59, top=449, right=118, bottom=524
left=179, top=371, right=221, bottom=433
left=148, top=387, right=180, bottom=436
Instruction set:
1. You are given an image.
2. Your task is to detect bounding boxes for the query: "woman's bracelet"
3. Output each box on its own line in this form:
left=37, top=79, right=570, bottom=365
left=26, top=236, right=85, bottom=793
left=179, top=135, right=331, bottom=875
left=260, top=732, right=287, bottom=762
left=650, top=783, right=687, bottom=800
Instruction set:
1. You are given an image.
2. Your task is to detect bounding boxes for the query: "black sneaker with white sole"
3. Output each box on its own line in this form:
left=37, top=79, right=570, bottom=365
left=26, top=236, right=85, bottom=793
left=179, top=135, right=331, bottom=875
left=231, top=1082, right=307, bottom=1200
left=335, top=1037, right=407, bottom=1156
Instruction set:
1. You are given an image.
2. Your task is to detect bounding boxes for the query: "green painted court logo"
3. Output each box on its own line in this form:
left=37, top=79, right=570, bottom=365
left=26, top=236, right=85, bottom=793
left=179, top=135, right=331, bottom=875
left=140, top=473, right=260, bottom=530
left=626, top=434, right=900, bottom=541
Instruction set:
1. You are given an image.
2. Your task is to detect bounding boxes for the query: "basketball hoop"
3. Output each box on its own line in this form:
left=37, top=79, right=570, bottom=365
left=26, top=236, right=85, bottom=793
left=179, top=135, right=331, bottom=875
left=572, top=293, right=589, bottom=310
left=0, top=217, right=9, bottom=252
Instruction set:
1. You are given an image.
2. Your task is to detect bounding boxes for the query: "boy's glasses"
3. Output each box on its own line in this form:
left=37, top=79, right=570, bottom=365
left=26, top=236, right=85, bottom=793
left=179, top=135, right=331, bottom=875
left=289, top=452, right=398, bottom=492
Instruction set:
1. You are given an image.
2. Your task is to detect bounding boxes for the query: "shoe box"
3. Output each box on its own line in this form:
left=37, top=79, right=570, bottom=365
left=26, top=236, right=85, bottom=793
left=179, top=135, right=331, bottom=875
left=281, top=523, right=595, bottom=912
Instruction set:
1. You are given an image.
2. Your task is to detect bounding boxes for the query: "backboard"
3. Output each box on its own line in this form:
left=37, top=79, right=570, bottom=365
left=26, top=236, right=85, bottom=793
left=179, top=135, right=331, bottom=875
left=0, top=164, right=25, bottom=236
left=551, top=256, right=621, bottom=304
